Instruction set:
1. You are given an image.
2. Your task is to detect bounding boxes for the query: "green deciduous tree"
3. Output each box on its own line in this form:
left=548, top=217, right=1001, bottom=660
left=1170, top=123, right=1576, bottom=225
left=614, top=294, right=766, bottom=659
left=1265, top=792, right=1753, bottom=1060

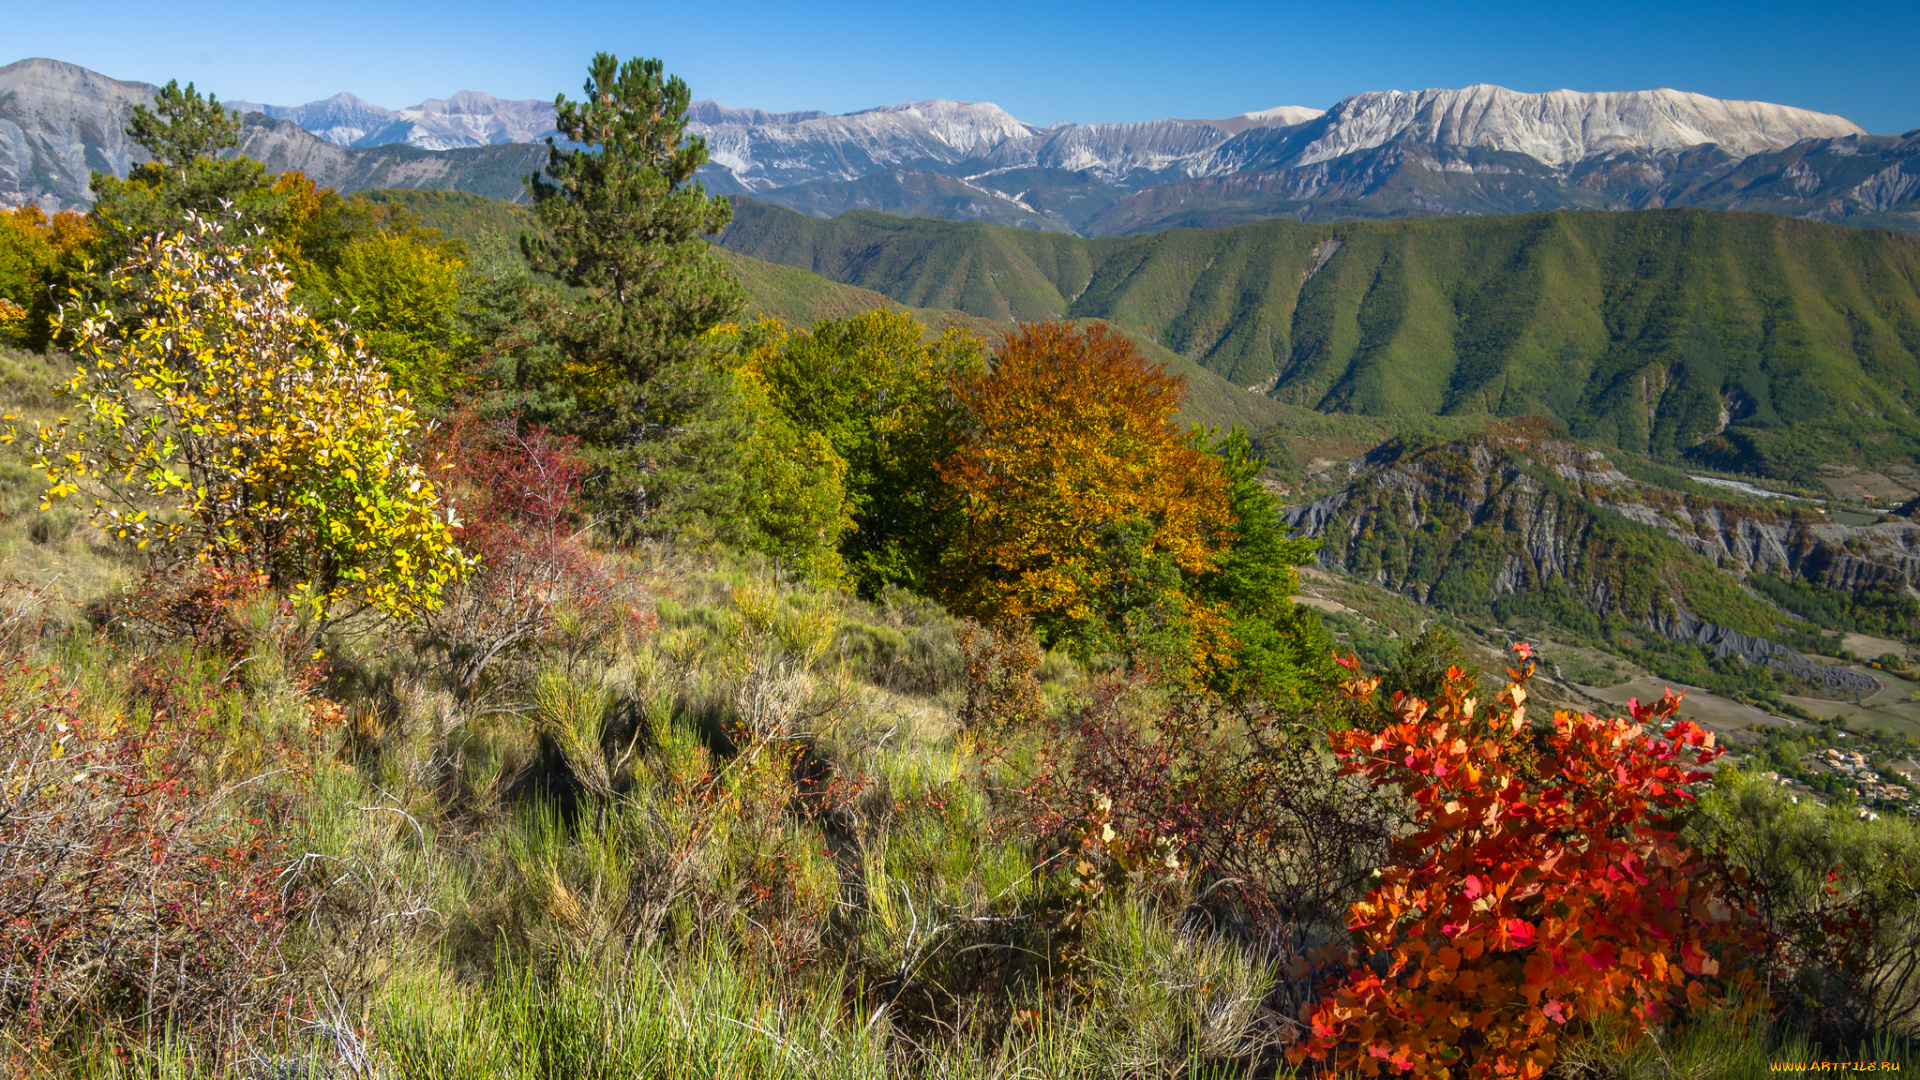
left=659, top=319, right=854, bottom=581
left=523, top=52, right=746, bottom=524
left=323, top=229, right=474, bottom=406
left=744, top=309, right=983, bottom=593
left=729, top=366, right=854, bottom=581
left=258, top=171, right=479, bottom=405
left=1195, top=428, right=1333, bottom=704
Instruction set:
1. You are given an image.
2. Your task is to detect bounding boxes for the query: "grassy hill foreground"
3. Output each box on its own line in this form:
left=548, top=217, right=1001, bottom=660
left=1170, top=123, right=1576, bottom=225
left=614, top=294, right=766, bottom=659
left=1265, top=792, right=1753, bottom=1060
left=6, top=180, right=1920, bottom=1076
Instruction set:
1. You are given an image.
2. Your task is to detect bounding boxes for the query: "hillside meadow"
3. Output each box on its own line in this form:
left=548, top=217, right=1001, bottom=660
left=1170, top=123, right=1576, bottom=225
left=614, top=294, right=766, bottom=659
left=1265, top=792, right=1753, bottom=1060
left=5, top=60, right=1920, bottom=1080
left=1, top=328, right=1912, bottom=1078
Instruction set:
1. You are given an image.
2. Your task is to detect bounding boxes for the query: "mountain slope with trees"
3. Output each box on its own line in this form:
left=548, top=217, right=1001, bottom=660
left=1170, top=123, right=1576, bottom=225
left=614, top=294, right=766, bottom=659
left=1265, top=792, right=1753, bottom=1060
left=1284, top=422, right=1919, bottom=688
left=717, top=199, right=1920, bottom=480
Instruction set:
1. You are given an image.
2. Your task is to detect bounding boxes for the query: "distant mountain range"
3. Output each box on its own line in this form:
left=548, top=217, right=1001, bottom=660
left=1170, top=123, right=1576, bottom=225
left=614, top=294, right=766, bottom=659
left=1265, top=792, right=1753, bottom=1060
left=226, top=90, right=560, bottom=150
left=3, top=57, right=1917, bottom=236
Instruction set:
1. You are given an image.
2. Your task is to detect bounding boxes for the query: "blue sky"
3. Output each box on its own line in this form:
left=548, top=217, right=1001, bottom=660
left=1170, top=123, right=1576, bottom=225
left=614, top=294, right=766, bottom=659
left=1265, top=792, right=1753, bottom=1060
left=12, top=0, right=1919, bottom=133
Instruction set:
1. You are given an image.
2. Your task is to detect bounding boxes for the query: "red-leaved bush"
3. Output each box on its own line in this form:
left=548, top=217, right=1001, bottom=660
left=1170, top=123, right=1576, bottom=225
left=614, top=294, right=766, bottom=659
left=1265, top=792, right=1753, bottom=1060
left=1292, top=648, right=1759, bottom=1079
left=424, top=412, right=618, bottom=696
left=0, top=656, right=303, bottom=1064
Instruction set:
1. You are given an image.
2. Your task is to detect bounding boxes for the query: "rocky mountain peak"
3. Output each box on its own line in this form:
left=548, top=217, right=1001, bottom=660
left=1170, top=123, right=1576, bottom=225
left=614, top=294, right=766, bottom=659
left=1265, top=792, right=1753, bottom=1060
left=1203, top=104, right=1325, bottom=134
left=5, top=57, right=1910, bottom=236
left=0, top=58, right=158, bottom=210
left=228, top=92, right=399, bottom=147
left=2, top=57, right=144, bottom=94
left=845, top=100, right=1038, bottom=152
left=394, top=92, right=556, bottom=149
left=1294, top=84, right=1866, bottom=169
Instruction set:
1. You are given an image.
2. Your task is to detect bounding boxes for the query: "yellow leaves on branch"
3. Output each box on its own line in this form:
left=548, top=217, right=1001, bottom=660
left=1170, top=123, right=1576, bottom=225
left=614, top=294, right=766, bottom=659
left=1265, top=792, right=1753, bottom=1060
left=8, top=212, right=468, bottom=621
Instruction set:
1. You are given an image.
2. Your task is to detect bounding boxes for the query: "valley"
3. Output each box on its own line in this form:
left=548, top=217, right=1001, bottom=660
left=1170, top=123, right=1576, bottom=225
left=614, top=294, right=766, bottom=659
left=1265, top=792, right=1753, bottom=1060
left=714, top=199, right=1920, bottom=485
left=4, top=40, right=1920, bottom=1072
left=701, top=203, right=1920, bottom=803
left=364, top=190, right=1920, bottom=727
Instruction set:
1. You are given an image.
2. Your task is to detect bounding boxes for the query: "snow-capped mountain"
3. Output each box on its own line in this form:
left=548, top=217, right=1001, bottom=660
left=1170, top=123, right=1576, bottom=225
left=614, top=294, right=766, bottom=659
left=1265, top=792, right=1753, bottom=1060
left=1264, top=85, right=1865, bottom=169
left=685, top=99, right=1327, bottom=190
left=227, top=92, right=399, bottom=147
left=386, top=92, right=559, bottom=150
left=230, top=90, right=559, bottom=150
left=689, top=99, right=1036, bottom=191
left=3, top=56, right=1913, bottom=237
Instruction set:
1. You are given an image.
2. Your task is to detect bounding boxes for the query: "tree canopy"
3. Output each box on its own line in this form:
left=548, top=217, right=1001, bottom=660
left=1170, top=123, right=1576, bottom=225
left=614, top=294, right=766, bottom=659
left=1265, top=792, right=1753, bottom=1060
left=0, top=206, right=97, bottom=350
left=935, top=320, right=1234, bottom=666
left=744, top=309, right=983, bottom=594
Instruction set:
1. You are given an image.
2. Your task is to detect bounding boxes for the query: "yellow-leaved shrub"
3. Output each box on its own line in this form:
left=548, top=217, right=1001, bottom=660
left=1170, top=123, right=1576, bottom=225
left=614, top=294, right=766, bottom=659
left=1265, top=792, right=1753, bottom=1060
left=8, top=212, right=469, bottom=621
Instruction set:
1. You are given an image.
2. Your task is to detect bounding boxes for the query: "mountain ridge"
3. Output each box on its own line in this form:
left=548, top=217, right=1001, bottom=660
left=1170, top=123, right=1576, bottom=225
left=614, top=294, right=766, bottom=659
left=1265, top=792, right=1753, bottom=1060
left=228, top=88, right=560, bottom=150
left=4, top=56, right=1917, bottom=235
left=714, top=198, right=1920, bottom=483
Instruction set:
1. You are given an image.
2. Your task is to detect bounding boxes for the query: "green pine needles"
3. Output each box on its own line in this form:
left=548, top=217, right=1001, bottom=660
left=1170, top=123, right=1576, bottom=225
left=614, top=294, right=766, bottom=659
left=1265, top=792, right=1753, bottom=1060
left=523, top=53, right=747, bottom=526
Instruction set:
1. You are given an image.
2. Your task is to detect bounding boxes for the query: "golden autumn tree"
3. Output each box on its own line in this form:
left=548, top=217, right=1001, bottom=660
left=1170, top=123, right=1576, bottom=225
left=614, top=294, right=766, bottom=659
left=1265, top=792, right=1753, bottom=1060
left=937, top=320, right=1233, bottom=669
left=0, top=206, right=99, bottom=350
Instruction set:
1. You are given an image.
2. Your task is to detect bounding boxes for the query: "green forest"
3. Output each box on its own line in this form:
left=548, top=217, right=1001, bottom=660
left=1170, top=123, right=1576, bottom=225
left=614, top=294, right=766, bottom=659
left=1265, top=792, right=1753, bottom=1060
left=717, top=199, right=1920, bottom=481
left=1, top=57, right=1918, bottom=1080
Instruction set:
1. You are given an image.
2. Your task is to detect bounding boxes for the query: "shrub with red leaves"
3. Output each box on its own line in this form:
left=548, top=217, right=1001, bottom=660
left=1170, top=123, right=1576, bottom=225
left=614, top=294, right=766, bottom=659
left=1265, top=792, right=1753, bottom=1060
left=98, top=567, right=273, bottom=654
left=424, top=412, right=618, bottom=696
left=1291, top=650, right=1761, bottom=1079
left=0, top=658, right=303, bottom=1061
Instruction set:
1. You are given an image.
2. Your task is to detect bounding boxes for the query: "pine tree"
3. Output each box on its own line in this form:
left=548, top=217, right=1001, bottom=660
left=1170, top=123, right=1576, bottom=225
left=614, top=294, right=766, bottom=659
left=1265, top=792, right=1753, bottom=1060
left=523, top=52, right=746, bottom=525
left=126, top=80, right=244, bottom=178
left=90, top=81, right=270, bottom=251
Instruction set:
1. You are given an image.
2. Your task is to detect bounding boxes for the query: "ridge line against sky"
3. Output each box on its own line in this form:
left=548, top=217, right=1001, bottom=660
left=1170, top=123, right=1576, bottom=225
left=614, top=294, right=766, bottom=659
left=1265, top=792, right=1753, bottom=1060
left=11, top=0, right=1920, bottom=135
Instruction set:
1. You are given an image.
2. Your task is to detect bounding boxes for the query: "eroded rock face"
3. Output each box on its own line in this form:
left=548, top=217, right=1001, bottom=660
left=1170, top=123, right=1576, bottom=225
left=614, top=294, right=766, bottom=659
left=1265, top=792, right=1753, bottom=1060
left=1272, top=86, right=1863, bottom=172
left=0, top=58, right=155, bottom=210
left=1283, top=429, right=1920, bottom=639
left=1646, top=609, right=1881, bottom=695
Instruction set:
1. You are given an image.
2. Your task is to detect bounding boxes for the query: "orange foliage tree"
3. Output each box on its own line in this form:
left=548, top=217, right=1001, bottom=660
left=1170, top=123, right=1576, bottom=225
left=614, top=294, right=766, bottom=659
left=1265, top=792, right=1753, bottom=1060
left=0, top=205, right=99, bottom=349
left=1293, top=648, right=1758, bottom=1079
left=935, top=320, right=1232, bottom=666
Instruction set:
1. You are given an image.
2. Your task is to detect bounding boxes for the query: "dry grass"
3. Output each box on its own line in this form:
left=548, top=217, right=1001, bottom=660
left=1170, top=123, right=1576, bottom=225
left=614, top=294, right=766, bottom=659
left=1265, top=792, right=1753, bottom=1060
left=0, top=396, right=1886, bottom=1076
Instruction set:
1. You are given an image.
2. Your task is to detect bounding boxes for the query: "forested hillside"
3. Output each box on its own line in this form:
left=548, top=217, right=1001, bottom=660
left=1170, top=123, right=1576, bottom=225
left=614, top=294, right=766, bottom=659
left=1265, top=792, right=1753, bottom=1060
left=720, top=200, right=1920, bottom=479
left=7, top=59, right=1920, bottom=1079
left=362, top=187, right=1294, bottom=437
